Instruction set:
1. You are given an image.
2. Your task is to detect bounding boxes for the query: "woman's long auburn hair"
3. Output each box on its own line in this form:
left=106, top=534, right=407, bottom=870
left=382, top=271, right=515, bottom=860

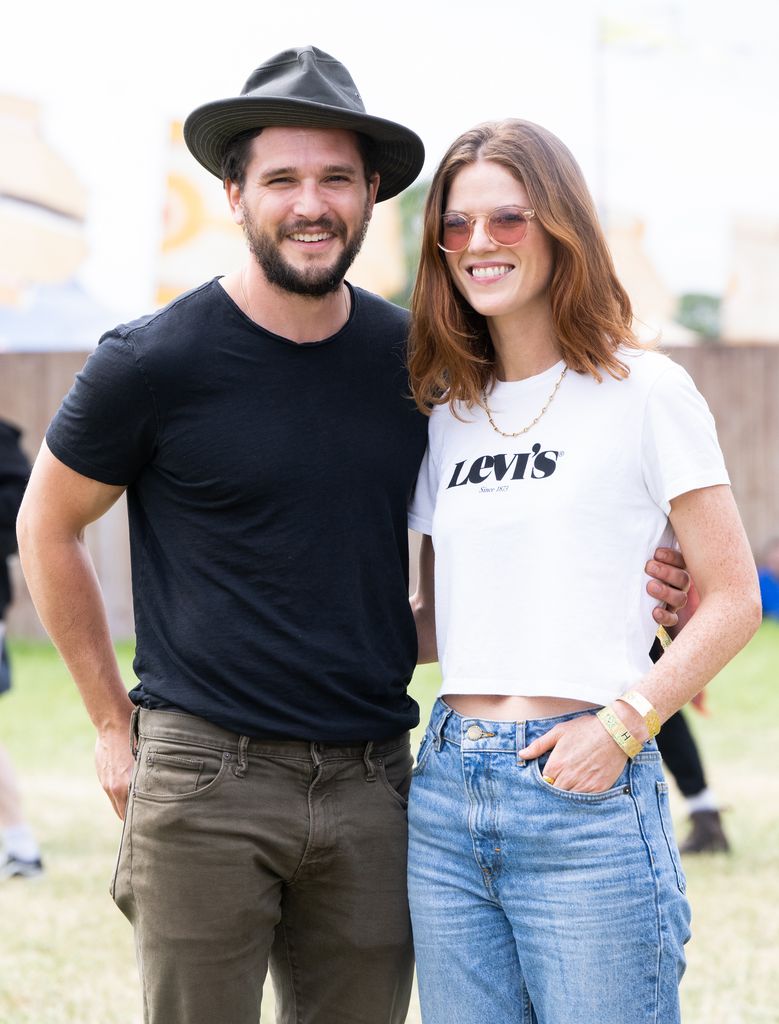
left=408, top=119, right=646, bottom=413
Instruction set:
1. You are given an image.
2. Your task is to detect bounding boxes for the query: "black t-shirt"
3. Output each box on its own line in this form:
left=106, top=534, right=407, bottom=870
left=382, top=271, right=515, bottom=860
left=47, top=279, right=429, bottom=741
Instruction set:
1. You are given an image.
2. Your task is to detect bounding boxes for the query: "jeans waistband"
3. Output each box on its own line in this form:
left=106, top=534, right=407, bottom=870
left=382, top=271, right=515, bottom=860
left=132, top=706, right=409, bottom=762
left=427, top=697, right=602, bottom=756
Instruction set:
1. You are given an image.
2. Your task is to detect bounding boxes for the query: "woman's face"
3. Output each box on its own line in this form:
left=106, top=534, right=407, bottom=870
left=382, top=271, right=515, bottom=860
left=442, top=159, right=555, bottom=325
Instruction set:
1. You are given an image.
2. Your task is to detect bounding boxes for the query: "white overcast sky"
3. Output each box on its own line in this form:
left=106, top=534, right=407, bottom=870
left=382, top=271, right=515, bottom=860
left=2, top=0, right=778, bottom=320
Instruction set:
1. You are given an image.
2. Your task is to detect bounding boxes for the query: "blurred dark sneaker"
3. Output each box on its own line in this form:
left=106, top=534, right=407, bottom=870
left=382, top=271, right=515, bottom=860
left=0, top=853, right=45, bottom=879
left=679, top=809, right=730, bottom=854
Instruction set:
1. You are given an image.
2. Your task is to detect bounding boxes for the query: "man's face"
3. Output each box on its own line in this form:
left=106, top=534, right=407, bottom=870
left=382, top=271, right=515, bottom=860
left=229, top=127, right=379, bottom=296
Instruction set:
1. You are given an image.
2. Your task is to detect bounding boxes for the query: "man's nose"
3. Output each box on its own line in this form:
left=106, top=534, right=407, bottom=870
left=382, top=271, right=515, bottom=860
left=292, top=181, right=330, bottom=221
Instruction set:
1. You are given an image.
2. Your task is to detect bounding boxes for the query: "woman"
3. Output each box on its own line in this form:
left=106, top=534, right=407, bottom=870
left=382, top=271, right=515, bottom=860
left=406, top=120, right=760, bottom=1024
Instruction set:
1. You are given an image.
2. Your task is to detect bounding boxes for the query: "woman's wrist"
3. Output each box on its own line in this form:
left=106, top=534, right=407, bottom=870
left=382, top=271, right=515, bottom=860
left=596, top=705, right=644, bottom=757
left=613, top=698, right=651, bottom=744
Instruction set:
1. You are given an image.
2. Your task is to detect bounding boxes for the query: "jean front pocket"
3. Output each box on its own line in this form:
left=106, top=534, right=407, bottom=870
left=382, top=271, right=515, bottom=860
left=371, top=739, right=413, bottom=810
left=413, top=729, right=436, bottom=777
left=135, top=742, right=230, bottom=802
left=532, top=753, right=631, bottom=803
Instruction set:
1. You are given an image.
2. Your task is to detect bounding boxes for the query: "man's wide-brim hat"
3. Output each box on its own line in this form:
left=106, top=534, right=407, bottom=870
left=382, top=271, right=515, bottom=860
left=183, top=46, right=425, bottom=203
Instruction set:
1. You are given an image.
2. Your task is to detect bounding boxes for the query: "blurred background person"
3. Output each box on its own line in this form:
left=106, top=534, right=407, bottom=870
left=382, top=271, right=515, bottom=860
left=758, top=536, right=779, bottom=619
left=0, top=418, right=43, bottom=880
left=651, top=593, right=731, bottom=855
left=657, top=701, right=730, bottom=854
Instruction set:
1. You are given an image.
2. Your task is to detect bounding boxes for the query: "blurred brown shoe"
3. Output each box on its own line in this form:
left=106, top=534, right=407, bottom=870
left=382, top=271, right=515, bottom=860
left=679, top=809, right=730, bottom=854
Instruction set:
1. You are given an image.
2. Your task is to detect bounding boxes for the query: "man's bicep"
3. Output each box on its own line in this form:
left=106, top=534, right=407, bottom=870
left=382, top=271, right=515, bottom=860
left=20, top=441, right=126, bottom=537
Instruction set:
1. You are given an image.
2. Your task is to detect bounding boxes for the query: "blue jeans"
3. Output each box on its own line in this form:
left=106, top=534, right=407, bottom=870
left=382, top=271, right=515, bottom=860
left=407, top=699, right=691, bottom=1024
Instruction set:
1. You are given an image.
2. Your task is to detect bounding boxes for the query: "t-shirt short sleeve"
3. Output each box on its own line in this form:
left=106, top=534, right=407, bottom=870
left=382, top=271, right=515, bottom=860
left=642, top=361, right=729, bottom=514
left=408, top=442, right=438, bottom=535
left=46, top=332, right=158, bottom=486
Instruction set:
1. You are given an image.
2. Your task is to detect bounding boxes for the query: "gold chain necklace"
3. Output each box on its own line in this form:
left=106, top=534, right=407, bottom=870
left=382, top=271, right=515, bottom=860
left=239, top=268, right=349, bottom=326
left=481, top=365, right=567, bottom=438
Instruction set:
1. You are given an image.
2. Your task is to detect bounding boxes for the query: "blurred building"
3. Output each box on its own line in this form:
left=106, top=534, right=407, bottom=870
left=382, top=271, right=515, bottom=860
left=721, top=217, right=779, bottom=343
left=606, top=214, right=699, bottom=346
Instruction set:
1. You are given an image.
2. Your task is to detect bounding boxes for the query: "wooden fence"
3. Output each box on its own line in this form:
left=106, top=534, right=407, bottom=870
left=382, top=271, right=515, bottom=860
left=2, top=345, right=778, bottom=639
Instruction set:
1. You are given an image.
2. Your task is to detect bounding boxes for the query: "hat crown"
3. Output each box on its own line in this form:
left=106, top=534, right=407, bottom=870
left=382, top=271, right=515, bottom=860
left=241, top=46, right=366, bottom=115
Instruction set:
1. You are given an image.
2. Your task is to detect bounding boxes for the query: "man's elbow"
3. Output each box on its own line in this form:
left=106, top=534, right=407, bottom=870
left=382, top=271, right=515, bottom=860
left=745, top=586, right=764, bottom=639
left=15, top=490, right=56, bottom=567
left=15, top=492, right=34, bottom=558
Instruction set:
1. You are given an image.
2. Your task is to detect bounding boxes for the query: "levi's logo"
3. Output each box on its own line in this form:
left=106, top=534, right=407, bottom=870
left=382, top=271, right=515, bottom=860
left=447, top=443, right=562, bottom=489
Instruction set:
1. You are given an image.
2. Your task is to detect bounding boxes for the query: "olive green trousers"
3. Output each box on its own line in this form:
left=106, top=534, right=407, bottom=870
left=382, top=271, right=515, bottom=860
left=112, top=708, right=414, bottom=1024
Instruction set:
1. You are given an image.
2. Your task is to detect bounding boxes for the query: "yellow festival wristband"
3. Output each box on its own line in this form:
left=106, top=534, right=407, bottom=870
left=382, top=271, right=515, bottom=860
left=596, top=706, right=644, bottom=759
left=618, top=690, right=661, bottom=740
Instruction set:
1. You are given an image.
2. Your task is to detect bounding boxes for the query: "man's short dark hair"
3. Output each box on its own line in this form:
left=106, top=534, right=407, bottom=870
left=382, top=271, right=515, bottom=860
left=220, top=129, right=377, bottom=190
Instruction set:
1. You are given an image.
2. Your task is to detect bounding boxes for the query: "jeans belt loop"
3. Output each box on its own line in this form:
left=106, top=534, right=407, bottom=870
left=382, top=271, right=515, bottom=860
left=434, top=706, right=453, bottom=751
left=516, top=720, right=527, bottom=766
left=363, top=741, right=377, bottom=781
left=129, top=706, right=141, bottom=760
left=234, top=734, right=249, bottom=778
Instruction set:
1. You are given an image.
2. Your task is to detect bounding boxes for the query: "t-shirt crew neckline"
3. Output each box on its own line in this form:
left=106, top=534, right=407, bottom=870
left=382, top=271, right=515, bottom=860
left=489, top=358, right=567, bottom=397
left=214, top=276, right=354, bottom=348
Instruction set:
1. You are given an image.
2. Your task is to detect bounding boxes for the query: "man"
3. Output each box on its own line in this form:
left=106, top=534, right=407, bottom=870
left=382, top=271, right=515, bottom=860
left=17, top=47, right=689, bottom=1024
left=0, top=419, right=44, bottom=879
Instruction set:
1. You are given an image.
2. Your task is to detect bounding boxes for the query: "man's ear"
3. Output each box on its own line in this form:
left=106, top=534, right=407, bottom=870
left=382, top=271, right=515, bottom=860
left=367, top=173, right=380, bottom=211
left=225, top=179, right=244, bottom=225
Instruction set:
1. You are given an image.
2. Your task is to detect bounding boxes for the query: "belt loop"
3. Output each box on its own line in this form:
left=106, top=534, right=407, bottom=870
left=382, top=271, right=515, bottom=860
left=234, top=735, right=249, bottom=778
left=129, top=706, right=141, bottom=759
left=310, top=742, right=322, bottom=769
left=434, top=706, right=453, bottom=751
left=363, top=741, right=376, bottom=781
left=516, top=721, right=527, bottom=766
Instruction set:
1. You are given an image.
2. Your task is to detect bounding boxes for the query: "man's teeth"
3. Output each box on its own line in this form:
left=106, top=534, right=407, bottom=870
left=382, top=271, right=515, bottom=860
left=471, top=265, right=511, bottom=279
left=290, top=232, right=331, bottom=242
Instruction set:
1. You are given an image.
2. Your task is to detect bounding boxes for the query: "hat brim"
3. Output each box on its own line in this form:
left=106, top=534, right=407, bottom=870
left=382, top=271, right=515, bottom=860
left=183, top=97, right=425, bottom=202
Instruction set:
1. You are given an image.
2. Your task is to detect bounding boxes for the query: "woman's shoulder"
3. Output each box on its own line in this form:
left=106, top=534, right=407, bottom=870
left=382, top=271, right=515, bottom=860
left=613, top=346, right=690, bottom=393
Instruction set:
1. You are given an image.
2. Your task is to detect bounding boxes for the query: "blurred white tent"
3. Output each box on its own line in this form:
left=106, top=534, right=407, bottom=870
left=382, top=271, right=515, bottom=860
left=0, top=95, right=112, bottom=351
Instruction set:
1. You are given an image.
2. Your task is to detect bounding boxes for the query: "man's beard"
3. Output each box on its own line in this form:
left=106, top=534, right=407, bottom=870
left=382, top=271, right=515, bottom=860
left=241, top=201, right=372, bottom=297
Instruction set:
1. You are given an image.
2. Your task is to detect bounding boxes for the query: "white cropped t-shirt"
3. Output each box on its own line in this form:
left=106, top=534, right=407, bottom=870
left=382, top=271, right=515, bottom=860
left=408, top=349, right=730, bottom=705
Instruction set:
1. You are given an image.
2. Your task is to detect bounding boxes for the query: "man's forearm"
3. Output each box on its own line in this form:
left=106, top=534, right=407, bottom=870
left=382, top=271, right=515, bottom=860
left=17, top=529, right=132, bottom=729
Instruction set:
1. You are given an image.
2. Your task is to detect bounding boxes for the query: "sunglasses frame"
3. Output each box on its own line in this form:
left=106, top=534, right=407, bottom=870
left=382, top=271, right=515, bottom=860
left=437, top=206, right=536, bottom=253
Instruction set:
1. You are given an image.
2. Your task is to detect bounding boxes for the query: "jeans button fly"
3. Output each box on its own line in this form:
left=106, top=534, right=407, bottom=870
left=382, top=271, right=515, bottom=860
left=466, top=725, right=483, bottom=741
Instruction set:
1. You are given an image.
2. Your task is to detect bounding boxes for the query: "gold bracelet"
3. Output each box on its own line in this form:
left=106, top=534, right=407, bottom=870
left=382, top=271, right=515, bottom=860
left=596, top=706, right=643, bottom=758
left=618, top=690, right=661, bottom=739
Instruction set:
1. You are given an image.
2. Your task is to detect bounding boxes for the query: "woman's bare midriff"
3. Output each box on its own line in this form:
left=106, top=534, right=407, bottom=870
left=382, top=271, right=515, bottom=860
left=443, top=693, right=599, bottom=721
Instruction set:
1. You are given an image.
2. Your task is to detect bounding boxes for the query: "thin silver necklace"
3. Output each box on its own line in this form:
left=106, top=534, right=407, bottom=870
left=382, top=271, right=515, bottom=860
left=239, top=268, right=349, bottom=327
left=481, top=365, right=567, bottom=438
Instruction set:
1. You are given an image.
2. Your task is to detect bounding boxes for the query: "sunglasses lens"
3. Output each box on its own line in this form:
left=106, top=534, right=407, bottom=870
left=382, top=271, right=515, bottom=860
left=441, top=215, right=471, bottom=251
left=489, top=208, right=530, bottom=245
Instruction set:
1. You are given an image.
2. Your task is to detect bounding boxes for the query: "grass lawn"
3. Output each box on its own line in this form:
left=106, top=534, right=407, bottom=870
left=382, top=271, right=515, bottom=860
left=1, top=623, right=778, bottom=1023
